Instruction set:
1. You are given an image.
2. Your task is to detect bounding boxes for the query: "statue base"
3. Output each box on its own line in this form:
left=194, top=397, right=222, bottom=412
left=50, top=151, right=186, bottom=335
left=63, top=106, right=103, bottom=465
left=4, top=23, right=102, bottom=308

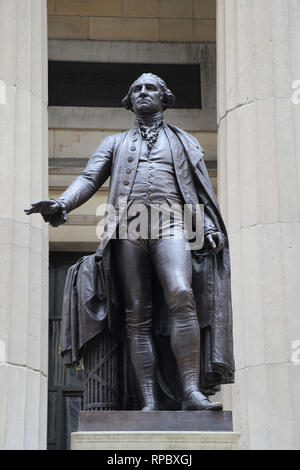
left=71, top=411, right=240, bottom=450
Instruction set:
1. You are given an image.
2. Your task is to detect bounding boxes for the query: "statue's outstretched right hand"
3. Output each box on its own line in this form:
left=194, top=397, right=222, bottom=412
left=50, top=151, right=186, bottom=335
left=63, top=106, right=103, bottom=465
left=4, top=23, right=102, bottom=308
left=24, top=199, right=61, bottom=216
left=24, top=199, right=67, bottom=227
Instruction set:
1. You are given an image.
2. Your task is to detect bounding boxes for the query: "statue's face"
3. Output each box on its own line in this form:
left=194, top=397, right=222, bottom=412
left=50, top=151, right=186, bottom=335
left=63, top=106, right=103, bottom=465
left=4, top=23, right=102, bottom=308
left=130, top=75, right=163, bottom=115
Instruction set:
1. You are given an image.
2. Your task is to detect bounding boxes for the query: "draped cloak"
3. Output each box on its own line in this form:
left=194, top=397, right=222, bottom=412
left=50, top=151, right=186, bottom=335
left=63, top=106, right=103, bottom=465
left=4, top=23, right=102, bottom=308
left=60, top=123, right=235, bottom=402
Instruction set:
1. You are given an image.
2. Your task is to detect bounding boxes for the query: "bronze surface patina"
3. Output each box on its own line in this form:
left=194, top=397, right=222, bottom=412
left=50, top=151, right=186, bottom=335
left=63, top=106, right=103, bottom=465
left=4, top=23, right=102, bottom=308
left=25, top=73, right=234, bottom=412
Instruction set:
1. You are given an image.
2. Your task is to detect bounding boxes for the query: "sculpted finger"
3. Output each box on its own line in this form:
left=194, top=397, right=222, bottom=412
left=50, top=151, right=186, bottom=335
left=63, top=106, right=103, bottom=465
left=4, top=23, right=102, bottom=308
left=216, top=241, right=224, bottom=253
left=24, top=205, right=40, bottom=214
left=25, top=200, right=50, bottom=215
left=207, top=234, right=216, bottom=249
left=215, top=233, right=225, bottom=253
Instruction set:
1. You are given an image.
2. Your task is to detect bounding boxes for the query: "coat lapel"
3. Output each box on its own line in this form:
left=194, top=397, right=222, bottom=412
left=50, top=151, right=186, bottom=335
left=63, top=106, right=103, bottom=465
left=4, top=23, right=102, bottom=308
left=166, top=124, right=204, bottom=168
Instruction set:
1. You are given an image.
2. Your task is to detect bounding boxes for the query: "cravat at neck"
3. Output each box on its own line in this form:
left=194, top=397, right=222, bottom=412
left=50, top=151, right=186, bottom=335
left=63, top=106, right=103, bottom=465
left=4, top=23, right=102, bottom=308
left=136, top=111, right=164, bottom=128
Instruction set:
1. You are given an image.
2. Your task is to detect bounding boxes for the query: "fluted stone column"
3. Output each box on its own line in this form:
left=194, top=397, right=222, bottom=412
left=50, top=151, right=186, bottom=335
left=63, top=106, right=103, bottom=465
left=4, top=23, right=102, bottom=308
left=217, top=0, right=300, bottom=449
left=0, top=0, right=48, bottom=449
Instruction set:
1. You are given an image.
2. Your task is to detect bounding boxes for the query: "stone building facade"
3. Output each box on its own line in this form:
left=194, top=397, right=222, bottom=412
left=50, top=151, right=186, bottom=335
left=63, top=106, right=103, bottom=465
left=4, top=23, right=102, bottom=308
left=0, top=0, right=299, bottom=450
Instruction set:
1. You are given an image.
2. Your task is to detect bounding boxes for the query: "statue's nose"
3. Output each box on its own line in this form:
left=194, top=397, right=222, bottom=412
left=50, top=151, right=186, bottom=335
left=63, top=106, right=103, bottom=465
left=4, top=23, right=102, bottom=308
left=139, top=86, right=148, bottom=96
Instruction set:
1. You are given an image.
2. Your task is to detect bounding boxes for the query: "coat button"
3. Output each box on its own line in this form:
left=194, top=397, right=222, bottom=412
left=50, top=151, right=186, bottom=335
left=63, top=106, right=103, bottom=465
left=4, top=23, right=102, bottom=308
left=130, top=146, right=136, bottom=151
left=126, top=168, right=132, bottom=174
left=123, top=180, right=129, bottom=186
left=128, top=156, right=133, bottom=162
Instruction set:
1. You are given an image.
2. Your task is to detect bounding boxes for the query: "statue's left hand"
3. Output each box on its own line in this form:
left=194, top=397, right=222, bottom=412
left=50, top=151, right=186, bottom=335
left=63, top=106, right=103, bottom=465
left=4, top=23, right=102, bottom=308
left=206, top=231, right=225, bottom=254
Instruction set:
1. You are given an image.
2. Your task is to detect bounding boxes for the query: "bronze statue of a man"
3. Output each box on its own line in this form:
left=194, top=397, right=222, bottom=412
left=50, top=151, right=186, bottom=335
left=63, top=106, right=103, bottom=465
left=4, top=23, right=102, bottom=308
left=25, top=73, right=234, bottom=411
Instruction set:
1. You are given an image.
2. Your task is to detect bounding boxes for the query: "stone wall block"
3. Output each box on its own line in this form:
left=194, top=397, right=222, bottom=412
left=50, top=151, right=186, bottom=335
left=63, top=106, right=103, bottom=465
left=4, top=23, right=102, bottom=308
left=194, top=19, right=216, bottom=42
left=55, top=0, right=122, bottom=17
left=194, top=0, right=216, bottom=19
left=48, top=39, right=215, bottom=64
left=158, top=0, right=194, bottom=19
left=54, top=129, right=117, bottom=158
left=47, top=0, right=55, bottom=15
left=48, top=15, right=88, bottom=40
left=159, top=19, right=194, bottom=42
left=89, top=17, right=159, bottom=41
left=123, top=0, right=158, bottom=18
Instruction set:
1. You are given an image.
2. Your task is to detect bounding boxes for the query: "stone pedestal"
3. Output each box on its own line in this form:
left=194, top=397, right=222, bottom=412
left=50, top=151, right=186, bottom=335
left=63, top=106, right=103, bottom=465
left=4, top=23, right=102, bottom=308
left=71, top=411, right=240, bottom=450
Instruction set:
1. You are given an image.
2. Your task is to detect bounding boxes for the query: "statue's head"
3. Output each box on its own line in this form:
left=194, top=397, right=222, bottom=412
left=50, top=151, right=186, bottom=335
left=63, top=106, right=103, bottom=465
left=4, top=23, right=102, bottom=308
left=122, top=73, right=175, bottom=115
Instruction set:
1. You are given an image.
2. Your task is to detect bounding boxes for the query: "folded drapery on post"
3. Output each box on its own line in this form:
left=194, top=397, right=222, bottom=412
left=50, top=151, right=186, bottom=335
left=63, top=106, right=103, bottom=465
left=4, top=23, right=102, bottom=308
left=60, top=249, right=107, bottom=367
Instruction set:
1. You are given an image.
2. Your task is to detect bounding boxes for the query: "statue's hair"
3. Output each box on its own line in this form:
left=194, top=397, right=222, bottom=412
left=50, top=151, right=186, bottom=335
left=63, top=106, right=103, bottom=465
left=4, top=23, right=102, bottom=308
left=122, top=73, right=176, bottom=111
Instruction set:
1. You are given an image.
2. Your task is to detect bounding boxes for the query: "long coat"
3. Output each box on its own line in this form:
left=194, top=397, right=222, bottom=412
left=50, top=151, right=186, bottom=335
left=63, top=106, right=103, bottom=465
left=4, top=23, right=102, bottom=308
left=59, top=122, right=235, bottom=396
